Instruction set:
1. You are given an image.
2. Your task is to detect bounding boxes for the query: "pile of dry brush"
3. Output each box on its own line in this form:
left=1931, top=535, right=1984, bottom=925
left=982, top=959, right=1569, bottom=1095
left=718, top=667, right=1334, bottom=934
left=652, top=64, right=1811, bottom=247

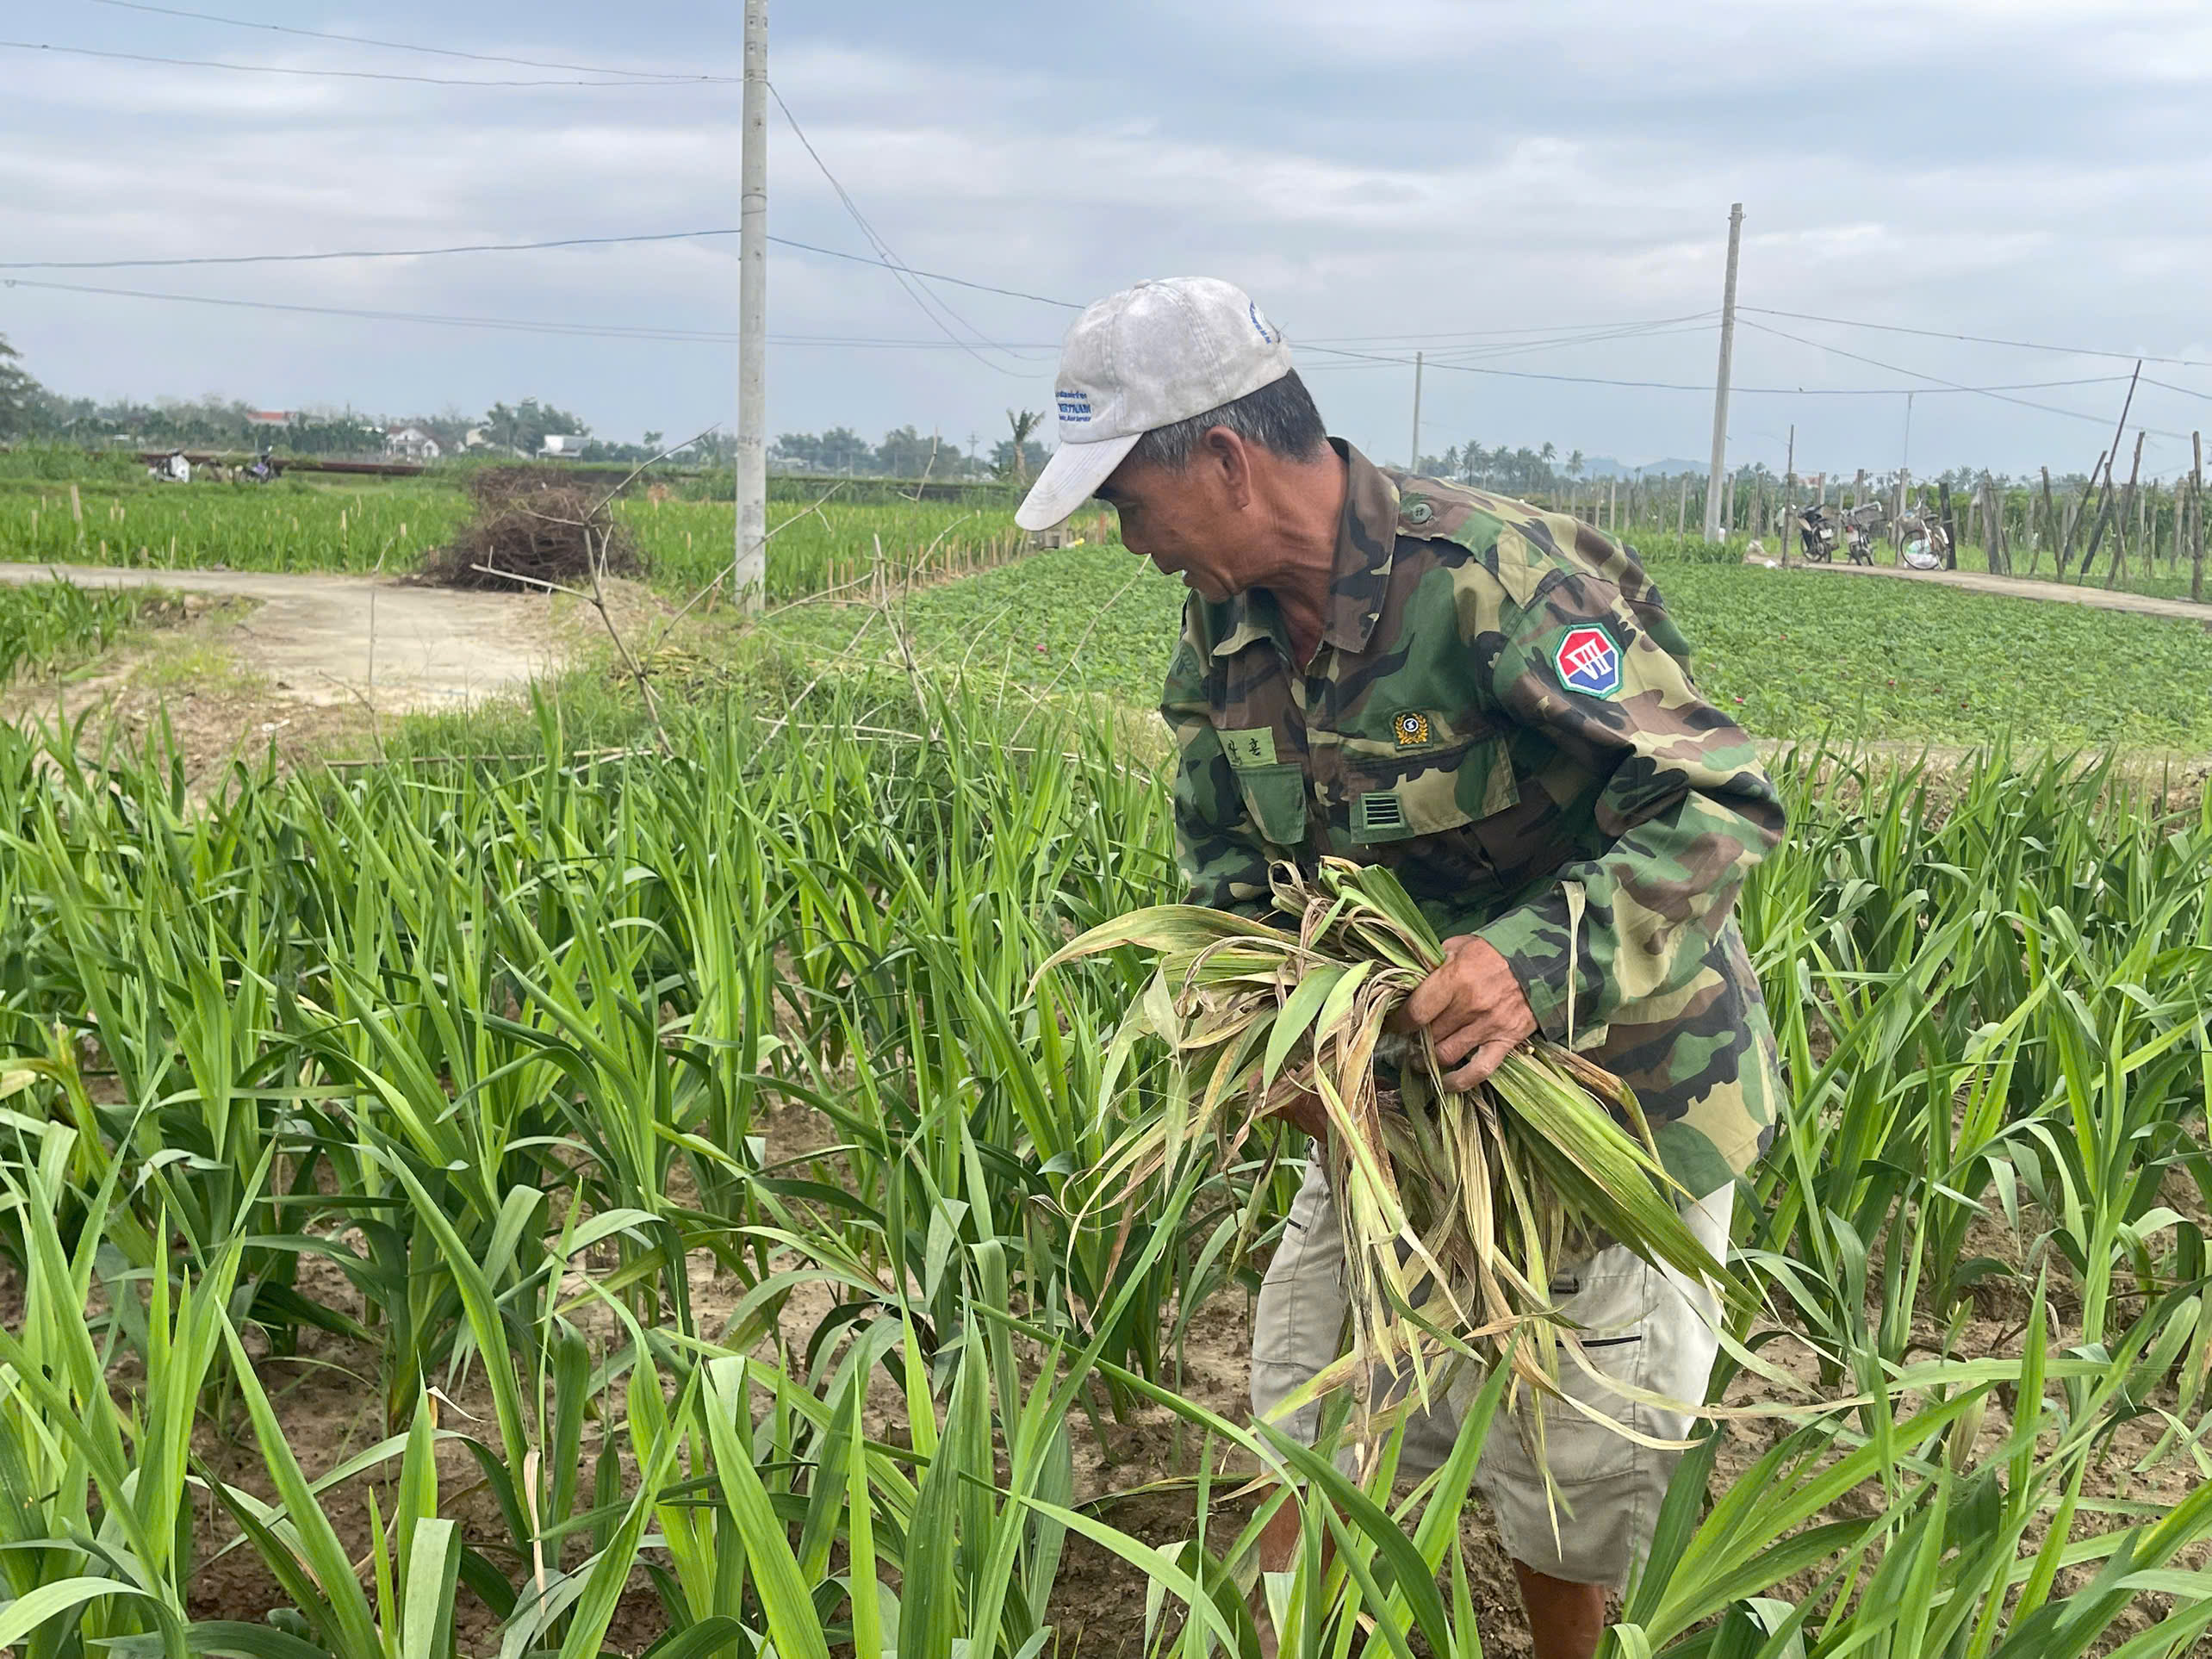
left=422, top=468, right=642, bottom=591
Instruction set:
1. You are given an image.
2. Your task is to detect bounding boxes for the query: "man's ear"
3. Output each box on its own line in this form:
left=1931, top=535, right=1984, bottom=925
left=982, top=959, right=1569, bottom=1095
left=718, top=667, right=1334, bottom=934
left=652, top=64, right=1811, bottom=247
left=1200, top=426, right=1255, bottom=510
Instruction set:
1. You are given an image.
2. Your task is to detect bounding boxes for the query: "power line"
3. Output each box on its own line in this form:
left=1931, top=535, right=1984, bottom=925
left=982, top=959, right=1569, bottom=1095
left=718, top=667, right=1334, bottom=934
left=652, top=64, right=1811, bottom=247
left=11, top=276, right=2148, bottom=409
left=1738, top=317, right=2191, bottom=437
left=1418, top=319, right=1718, bottom=366
left=0, top=227, right=1740, bottom=368
left=761, top=239, right=1061, bottom=316
left=0, top=227, right=1090, bottom=309
left=0, top=276, right=1066, bottom=346
left=2141, top=376, right=2212, bottom=407
left=1301, top=339, right=2128, bottom=399
left=1302, top=341, right=1722, bottom=389
left=77, top=0, right=730, bottom=80
left=0, top=37, right=718, bottom=86
left=1299, top=314, right=1716, bottom=346
left=1738, top=305, right=2212, bottom=373
left=12, top=238, right=2177, bottom=420
left=766, top=81, right=1041, bottom=375
left=0, top=228, right=744, bottom=272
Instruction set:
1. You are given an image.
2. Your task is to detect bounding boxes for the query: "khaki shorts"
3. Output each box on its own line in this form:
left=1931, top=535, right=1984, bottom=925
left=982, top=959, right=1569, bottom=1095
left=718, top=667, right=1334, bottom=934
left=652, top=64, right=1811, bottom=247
left=1251, top=1158, right=1732, bottom=1588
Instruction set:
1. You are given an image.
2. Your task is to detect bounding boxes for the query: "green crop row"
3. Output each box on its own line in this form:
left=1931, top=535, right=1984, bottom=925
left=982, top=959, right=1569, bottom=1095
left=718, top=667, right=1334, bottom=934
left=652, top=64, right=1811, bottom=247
left=0, top=482, right=465, bottom=573
left=0, top=580, right=179, bottom=682
left=766, top=540, right=2212, bottom=751
left=0, top=480, right=1037, bottom=603
left=616, top=493, right=1041, bottom=600
left=2, top=656, right=2212, bottom=1653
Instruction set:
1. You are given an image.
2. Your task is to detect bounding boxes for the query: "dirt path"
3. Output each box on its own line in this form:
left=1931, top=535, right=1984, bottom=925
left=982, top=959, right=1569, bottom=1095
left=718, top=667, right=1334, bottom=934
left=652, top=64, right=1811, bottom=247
left=1793, top=560, right=2212, bottom=624
left=0, top=560, right=562, bottom=711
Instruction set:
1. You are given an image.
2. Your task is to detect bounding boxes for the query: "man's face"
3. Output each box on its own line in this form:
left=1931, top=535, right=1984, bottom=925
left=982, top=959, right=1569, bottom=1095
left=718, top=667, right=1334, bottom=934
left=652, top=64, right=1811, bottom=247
left=1096, top=452, right=1248, bottom=603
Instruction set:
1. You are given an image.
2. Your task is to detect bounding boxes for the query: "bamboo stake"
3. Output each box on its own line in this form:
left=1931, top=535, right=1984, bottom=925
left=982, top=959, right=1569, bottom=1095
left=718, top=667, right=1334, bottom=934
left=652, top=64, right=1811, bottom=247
left=2194, top=432, right=2205, bottom=605
left=2061, top=455, right=2100, bottom=578
left=2035, top=468, right=2055, bottom=577
left=2082, top=363, right=2141, bottom=582
left=2106, top=431, right=2144, bottom=591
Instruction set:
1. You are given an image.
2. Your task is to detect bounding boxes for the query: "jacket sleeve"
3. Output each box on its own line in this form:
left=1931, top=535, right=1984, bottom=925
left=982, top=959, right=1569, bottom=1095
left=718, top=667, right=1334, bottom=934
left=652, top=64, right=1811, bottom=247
left=1473, top=568, right=1785, bottom=1038
left=1159, top=600, right=1273, bottom=916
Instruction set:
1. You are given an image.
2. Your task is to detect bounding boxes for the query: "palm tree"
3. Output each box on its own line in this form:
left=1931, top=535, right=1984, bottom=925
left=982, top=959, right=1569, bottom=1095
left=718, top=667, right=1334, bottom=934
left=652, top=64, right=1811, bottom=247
left=1003, top=409, right=1041, bottom=485
left=1566, top=449, right=1586, bottom=481
left=0, top=334, right=41, bottom=438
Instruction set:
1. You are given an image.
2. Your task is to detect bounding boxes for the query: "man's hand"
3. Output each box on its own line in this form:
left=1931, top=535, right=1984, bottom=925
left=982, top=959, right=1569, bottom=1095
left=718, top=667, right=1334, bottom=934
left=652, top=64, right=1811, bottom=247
left=1401, top=935, right=1540, bottom=1092
left=1268, top=1088, right=1332, bottom=1140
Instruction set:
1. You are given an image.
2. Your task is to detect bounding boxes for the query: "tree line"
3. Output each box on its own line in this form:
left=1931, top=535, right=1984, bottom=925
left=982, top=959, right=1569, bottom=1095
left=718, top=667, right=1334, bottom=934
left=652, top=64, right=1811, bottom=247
left=771, top=412, right=1047, bottom=482
left=0, top=334, right=698, bottom=463
left=1412, top=441, right=1588, bottom=494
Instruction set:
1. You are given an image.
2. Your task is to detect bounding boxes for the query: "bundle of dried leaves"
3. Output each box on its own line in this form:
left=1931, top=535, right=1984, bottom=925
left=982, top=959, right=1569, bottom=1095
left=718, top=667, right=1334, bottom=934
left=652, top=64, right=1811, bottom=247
left=422, top=469, right=641, bottom=591
left=1038, top=856, right=1753, bottom=1473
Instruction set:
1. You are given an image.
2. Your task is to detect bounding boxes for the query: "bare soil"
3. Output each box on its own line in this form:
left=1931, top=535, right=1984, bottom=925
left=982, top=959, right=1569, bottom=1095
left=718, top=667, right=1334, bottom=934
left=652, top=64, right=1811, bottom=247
left=0, top=561, right=614, bottom=779
left=0, top=561, right=563, bottom=715
left=1791, top=560, right=2212, bottom=624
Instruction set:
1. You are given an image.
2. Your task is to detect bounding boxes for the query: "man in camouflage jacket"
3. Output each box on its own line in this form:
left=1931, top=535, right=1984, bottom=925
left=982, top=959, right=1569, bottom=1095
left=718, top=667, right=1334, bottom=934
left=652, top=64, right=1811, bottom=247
left=1016, top=277, right=1785, bottom=1659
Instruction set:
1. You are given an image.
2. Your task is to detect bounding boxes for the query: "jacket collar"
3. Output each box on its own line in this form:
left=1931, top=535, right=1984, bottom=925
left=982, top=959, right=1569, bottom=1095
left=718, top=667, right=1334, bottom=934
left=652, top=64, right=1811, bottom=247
left=1210, top=439, right=1398, bottom=659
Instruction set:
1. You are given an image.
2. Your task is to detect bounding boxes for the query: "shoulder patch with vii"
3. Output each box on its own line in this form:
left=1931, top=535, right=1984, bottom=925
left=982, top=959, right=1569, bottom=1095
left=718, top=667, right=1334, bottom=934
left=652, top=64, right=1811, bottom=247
left=1553, top=624, right=1623, bottom=698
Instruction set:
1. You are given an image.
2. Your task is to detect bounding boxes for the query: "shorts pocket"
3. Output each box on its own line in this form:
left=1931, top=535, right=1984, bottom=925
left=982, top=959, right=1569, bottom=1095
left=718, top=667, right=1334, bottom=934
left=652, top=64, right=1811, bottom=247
left=1501, top=1337, right=1645, bottom=1489
left=1482, top=1260, right=1654, bottom=1491
left=1235, top=761, right=1309, bottom=846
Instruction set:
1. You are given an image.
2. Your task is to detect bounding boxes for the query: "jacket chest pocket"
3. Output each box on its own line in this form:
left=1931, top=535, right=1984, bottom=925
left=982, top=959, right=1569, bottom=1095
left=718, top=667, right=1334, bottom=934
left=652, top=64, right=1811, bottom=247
left=1236, top=762, right=1310, bottom=847
left=1214, top=720, right=1310, bottom=847
left=1345, top=738, right=1519, bottom=845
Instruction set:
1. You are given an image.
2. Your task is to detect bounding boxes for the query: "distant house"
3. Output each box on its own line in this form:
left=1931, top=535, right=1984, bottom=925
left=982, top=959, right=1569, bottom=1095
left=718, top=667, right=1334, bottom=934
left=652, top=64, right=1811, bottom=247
left=385, top=424, right=442, bottom=461
left=245, top=410, right=294, bottom=429
left=540, top=434, right=589, bottom=458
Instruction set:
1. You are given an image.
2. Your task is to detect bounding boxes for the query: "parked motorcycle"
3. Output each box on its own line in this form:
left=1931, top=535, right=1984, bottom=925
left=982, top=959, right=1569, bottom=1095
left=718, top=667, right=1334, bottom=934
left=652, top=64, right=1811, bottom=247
left=1842, top=504, right=1883, bottom=565
left=1794, top=502, right=1843, bottom=562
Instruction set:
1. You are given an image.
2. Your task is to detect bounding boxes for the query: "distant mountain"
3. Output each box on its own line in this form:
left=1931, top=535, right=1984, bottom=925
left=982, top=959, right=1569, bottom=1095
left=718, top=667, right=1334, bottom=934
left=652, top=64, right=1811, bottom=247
left=1572, top=456, right=1708, bottom=481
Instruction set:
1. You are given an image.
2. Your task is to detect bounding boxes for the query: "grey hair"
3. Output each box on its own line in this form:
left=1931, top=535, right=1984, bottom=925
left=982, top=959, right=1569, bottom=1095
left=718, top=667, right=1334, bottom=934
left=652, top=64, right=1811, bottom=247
left=1125, top=369, right=1329, bottom=472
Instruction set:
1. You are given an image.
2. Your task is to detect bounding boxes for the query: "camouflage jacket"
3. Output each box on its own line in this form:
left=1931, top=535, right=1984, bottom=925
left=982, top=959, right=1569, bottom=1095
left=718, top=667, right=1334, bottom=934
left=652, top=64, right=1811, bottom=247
left=1159, top=442, right=1784, bottom=1195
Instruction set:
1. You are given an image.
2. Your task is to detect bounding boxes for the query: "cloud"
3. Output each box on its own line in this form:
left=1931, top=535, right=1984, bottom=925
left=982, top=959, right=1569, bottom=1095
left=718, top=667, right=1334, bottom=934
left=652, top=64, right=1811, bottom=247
left=2, top=4, right=2206, bottom=477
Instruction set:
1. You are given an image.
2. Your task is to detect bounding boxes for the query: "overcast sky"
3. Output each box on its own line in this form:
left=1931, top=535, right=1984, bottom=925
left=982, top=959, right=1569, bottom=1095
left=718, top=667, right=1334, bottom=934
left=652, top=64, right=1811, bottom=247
left=3, top=0, right=2209, bottom=478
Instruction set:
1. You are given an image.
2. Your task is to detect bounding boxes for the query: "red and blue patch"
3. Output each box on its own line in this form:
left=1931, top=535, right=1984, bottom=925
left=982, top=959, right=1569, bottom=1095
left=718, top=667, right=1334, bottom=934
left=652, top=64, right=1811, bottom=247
left=1553, top=624, right=1623, bottom=698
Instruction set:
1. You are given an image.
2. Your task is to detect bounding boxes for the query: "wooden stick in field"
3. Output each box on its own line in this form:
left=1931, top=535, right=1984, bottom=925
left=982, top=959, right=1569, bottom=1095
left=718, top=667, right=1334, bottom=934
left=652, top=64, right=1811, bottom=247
left=2194, top=432, right=2205, bottom=604
left=2035, top=468, right=2055, bottom=577
left=2107, top=431, right=2144, bottom=591
left=2081, top=363, right=2141, bottom=582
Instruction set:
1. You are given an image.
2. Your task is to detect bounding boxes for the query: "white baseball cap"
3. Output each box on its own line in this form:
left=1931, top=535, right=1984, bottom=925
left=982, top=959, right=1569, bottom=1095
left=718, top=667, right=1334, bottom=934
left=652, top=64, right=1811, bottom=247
left=1014, top=276, right=1294, bottom=531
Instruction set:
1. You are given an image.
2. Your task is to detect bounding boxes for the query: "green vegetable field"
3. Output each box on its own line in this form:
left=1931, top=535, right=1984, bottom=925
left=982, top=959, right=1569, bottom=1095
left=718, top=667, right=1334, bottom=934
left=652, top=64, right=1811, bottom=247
left=0, top=580, right=187, bottom=683
left=768, top=542, right=2212, bottom=751
left=0, top=476, right=1025, bottom=602
left=0, top=479, right=465, bottom=574
left=2, top=658, right=2211, bottom=1652
left=5, top=468, right=2212, bottom=1654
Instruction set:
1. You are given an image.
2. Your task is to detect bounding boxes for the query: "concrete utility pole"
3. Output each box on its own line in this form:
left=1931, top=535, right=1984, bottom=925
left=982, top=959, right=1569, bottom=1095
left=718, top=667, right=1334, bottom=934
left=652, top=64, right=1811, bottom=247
left=1782, top=423, right=1794, bottom=562
left=1702, top=202, right=1743, bottom=543
left=1895, top=393, right=1914, bottom=553
left=1409, top=351, right=1424, bottom=470
left=731, top=0, right=769, bottom=611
